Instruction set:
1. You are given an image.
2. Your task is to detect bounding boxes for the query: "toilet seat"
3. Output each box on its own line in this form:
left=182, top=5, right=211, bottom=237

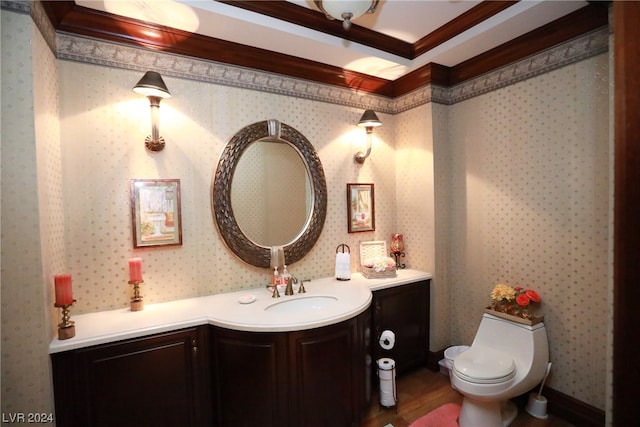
left=453, top=346, right=516, bottom=384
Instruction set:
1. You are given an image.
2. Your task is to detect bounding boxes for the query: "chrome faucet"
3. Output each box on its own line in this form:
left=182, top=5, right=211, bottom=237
left=285, top=276, right=297, bottom=296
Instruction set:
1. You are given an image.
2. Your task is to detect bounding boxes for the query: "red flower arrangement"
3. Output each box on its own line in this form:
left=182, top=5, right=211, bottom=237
left=488, top=284, right=542, bottom=320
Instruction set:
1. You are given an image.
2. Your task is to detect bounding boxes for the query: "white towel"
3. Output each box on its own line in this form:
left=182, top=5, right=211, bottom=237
left=335, top=252, right=351, bottom=280
left=270, top=246, right=284, bottom=269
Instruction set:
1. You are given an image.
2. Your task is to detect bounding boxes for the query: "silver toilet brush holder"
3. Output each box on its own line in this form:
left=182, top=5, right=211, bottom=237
left=526, top=362, right=552, bottom=419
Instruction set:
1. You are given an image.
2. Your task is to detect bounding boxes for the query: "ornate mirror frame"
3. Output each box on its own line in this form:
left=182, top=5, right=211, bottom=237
left=212, top=120, right=327, bottom=268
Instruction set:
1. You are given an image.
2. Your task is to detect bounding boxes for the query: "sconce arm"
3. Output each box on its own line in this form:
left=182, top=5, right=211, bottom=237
left=146, top=96, right=165, bottom=152
left=354, top=126, right=373, bottom=164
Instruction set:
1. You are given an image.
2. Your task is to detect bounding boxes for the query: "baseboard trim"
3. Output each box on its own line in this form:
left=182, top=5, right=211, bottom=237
left=542, top=387, right=605, bottom=427
left=427, top=350, right=605, bottom=427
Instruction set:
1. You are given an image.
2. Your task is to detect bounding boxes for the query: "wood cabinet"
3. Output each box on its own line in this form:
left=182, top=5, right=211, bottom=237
left=51, top=326, right=211, bottom=427
left=288, top=317, right=365, bottom=427
left=372, top=279, right=430, bottom=376
left=49, top=279, right=429, bottom=426
left=210, top=328, right=288, bottom=426
left=210, top=312, right=369, bottom=427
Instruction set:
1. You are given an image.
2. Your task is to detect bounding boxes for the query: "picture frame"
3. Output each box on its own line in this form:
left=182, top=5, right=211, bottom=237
left=347, top=183, right=375, bottom=233
left=130, top=179, right=182, bottom=248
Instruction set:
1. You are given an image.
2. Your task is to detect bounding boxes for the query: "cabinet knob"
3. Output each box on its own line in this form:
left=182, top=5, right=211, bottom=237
left=192, top=339, right=198, bottom=354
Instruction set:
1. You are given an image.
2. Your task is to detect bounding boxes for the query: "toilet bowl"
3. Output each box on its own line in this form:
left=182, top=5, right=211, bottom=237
left=450, top=313, right=548, bottom=427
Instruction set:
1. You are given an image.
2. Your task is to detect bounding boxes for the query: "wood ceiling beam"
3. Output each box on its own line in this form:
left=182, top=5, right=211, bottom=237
left=393, top=3, right=608, bottom=97
left=413, top=1, right=518, bottom=57
left=218, top=0, right=414, bottom=59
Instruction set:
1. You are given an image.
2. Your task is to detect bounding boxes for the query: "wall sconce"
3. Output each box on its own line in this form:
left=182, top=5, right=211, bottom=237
left=354, top=109, right=382, bottom=164
left=132, top=71, right=171, bottom=152
left=314, top=0, right=379, bottom=30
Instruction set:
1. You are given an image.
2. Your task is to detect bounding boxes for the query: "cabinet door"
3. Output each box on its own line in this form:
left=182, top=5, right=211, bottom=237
left=51, top=327, right=210, bottom=427
left=289, top=317, right=362, bottom=427
left=210, top=327, right=288, bottom=427
left=372, top=280, right=430, bottom=376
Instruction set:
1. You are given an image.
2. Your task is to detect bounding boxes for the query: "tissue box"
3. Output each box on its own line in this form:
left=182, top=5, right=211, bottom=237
left=360, top=241, right=396, bottom=279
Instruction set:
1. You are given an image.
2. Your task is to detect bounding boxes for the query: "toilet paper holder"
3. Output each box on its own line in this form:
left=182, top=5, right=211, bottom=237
left=379, top=330, right=395, bottom=350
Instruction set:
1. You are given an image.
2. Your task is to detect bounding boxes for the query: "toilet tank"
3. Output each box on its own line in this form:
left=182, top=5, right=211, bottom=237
left=472, top=313, right=548, bottom=375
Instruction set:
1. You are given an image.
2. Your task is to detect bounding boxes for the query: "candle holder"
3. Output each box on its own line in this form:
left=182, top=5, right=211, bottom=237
left=390, top=234, right=406, bottom=269
left=390, top=250, right=406, bottom=269
left=54, top=300, right=76, bottom=340
left=128, top=280, right=144, bottom=311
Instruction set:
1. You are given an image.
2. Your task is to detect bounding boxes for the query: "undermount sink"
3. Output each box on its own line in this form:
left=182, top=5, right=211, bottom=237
left=265, top=296, right=338, bottom=313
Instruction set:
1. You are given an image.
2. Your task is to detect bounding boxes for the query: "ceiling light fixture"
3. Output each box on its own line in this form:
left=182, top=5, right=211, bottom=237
left=314, top=0, right=379, bottom=30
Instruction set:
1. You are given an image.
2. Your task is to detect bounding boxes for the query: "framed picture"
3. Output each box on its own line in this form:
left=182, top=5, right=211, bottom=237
left=347, top=183, right=375, bottom=233
left=130, top=179, right=182, bottom=248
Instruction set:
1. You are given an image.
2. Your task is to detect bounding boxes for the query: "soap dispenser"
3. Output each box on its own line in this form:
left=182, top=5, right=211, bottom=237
left=282, top=265, right=291, bottom=287
left=272, top=266, right=281, bottom=287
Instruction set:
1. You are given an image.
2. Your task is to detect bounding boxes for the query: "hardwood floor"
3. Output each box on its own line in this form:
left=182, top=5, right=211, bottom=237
left=361, top=368, right=575, bottom=427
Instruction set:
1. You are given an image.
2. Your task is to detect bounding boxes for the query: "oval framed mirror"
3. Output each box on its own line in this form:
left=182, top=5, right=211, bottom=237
left=212, top=120, right=327, bottom=268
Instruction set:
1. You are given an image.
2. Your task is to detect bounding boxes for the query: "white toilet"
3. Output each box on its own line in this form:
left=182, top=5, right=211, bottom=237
left=450, top=312, right=549, bottom=427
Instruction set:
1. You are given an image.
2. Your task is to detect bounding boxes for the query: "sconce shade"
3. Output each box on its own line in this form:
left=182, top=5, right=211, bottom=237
left=133, top=71, right=171, bottom=99
left=357, top=110, right=382, bottom=129
left=314, top=0, right=379, bottom=30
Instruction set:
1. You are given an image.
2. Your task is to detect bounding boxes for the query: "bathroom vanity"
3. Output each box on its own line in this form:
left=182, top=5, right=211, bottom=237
left=49, top=270, right=431, bottom=426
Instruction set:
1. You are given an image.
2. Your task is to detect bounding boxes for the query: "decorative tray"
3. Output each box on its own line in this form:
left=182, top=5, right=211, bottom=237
left=360, top=240, right=396, bottom=279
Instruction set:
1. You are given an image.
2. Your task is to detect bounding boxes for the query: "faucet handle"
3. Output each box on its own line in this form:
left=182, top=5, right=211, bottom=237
left=272, top=285, right=280, bottom=298
left=299, top=280, right=309, bottom=293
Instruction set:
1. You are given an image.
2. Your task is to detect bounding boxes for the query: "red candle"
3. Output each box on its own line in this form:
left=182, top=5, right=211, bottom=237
left=129, top=258, right=143, bottom=282
left=54, top=274, right=73, bottom=306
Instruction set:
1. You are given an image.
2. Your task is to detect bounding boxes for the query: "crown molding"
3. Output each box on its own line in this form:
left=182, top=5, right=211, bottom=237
left=4, top=1, right=609, bottom=112
left=38, top=1, right=608, bottom=98
left=55, top=32, right=397, bottom=113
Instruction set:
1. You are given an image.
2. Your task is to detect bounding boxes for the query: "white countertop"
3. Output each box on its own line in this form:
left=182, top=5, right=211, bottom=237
left=49, top=269, right=431, bottom=354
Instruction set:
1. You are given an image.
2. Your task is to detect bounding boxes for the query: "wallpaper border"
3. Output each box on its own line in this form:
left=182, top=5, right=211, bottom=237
left=444, top=28, right=609, bottom=106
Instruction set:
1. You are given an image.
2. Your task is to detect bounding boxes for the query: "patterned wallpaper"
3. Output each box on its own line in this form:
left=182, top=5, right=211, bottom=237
left=55, top=62, right=398, bottom=311
left=1, top=3, right=611, bottom=420
left=443, top=55, right=610, bottom=407
left=394, top=103, right=437, bottom=298
left=1, top=7, right=58, bottom=415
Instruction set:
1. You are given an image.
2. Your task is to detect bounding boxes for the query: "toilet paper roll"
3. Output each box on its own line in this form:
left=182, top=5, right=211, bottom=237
left=379, top=330, right=395, bottom=350
left=377, top=358, right=397, bottom=407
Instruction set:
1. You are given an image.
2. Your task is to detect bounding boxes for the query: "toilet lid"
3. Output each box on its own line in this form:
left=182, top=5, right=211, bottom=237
left=453, top=346, right=515, bottom=384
